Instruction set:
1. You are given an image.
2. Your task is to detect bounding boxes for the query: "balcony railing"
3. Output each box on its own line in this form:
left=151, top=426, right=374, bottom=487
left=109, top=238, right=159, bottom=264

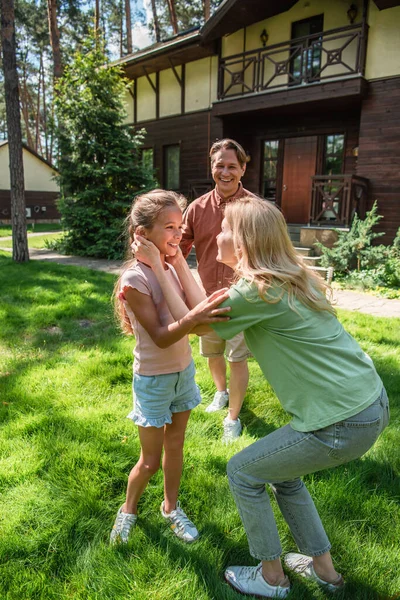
left=310, top=174, right=369, bottom=227
left=218, top=23, right=368, bottom=100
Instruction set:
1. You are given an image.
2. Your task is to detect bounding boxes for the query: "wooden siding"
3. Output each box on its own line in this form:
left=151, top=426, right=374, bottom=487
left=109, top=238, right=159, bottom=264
left=357, top=77, right=400, bottom=243
left=0, top=190, right=60, bottom=221
left=222, top=107, right=361, bottom=198
left=135, top=110, right=223, bottom=198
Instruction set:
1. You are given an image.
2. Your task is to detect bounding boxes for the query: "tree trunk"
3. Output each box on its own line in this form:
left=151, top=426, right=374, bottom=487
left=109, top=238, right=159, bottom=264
left=166, top=0, right=178, bottom=35
left=125, top=0, right=132, bottom=54
left=150, top=0, right=160, bottom=42
left=203, top=0, right=210, bottom=21
left=94, top=0, right=100, bottom=36
left=0, top=0, right=29, bottom=262
left=47, top=0, right=63, bottom=80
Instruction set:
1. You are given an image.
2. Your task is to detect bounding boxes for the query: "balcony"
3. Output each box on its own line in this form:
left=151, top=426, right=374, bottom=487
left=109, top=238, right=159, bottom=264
left=218, top=23, right=368, bottom=101
left=310, top=174, right=369, bottom=227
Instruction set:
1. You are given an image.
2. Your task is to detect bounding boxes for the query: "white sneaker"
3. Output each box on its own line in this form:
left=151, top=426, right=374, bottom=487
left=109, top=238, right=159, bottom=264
left=110, top=506, right=137, bottom=544
left=205, top=390, right=229, bottom=413
left=222, top=416, right=242, bottom=442
left=284, top=553, right=345, bottom=592
left=160, top=501, right=199, bottom=543
left=225, top=563, right=291, bottom=598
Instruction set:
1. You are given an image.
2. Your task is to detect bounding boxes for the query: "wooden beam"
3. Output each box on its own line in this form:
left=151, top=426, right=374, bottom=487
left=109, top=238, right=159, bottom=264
left=181, top=63, right=185, bottom=114
left=142, top=66, right=157, bottom=93
left=168, top=58, right=182, bottom=86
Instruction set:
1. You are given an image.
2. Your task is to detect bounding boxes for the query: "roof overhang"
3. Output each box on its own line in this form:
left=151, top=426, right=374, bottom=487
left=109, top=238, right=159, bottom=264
left=111, top=30, right=216, bottom=79
left=373, top=0, right=400, bottom=8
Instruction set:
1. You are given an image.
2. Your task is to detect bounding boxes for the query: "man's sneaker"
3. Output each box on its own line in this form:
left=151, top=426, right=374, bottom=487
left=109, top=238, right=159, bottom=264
left=222, top=416, right=242, bottom=442
left=110, top=506, right=137, bottom=545
left=284, top=553, right=345, bottom=592
left=205, top=390, right=229, bottom=413
left=160, top=501, right=199, bottom=543
left=225, top=563, right=291, bottom=598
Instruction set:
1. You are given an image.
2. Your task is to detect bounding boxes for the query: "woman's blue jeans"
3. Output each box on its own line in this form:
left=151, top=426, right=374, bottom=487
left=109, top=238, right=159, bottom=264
left=227, top=388, right=390, bottom=561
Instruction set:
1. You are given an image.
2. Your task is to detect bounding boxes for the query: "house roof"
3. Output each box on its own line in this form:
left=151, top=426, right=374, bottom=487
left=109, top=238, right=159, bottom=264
left=0, top=140, right=58, bottom=172
left=111, top=27, right=216, bottom=80
left=114, top=0, right=400, bottom=78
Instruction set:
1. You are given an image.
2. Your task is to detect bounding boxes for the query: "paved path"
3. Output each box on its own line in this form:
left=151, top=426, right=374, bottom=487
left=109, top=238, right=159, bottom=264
left=1, top=246, right=400, bottom=318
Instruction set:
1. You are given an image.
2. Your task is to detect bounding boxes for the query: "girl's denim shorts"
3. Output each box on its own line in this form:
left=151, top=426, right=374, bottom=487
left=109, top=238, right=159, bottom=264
left=127, top=359, right=201, bottom=428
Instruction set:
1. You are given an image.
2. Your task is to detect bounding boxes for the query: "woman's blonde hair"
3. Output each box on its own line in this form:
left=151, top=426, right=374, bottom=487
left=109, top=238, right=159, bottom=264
left=114, top=189, right=187, bottom=334
left=224, top=196, right=335, bottom=315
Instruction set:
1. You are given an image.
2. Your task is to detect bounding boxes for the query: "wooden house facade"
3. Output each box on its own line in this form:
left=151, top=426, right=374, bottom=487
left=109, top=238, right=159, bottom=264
left=0, top=141, right=60, bottom=223
left=115, top=0, right=400, bottom=243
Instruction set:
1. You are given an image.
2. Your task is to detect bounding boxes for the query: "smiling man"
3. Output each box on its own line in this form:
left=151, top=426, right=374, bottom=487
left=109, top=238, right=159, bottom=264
left=180, top=139, right=252, bottom=442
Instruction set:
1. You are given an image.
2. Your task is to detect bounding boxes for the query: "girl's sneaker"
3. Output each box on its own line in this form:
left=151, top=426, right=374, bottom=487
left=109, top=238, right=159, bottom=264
left=110, top=506, right=137, bottom=544
left=205, top=390, right=229, bottom=413
left=160, top=501, right=199, bottom=543
left=225, top=564, right=291, bottom=598
left=284, top=553, right=345, bottom=592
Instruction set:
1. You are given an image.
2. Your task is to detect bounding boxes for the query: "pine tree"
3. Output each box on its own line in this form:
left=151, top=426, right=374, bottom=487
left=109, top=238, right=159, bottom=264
left=55, top=38, right=155, bottom=259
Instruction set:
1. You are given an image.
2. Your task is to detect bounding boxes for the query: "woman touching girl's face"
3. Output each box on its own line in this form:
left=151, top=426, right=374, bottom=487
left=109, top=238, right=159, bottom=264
left=139, top=206, right=183, bottom=257
left=216, top=218, right=238, bottom=268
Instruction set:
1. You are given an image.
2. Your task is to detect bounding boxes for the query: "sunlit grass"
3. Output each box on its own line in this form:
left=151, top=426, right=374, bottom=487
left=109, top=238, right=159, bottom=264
left=0, top=251, right=399, bottom=600
left=0, top=232, right=63, bottom=249
left=0, top=222, right=62, bottom=237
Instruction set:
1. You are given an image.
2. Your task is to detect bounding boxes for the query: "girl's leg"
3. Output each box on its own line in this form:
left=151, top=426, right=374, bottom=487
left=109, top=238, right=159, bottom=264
left=162, top=409, right=191, bottom=513
left=124, top=425, right=165, bottom=514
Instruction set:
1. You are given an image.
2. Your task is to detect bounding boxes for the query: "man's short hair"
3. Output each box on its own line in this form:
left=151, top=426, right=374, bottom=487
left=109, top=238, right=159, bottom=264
left=209, top=138, right=250, bottom=167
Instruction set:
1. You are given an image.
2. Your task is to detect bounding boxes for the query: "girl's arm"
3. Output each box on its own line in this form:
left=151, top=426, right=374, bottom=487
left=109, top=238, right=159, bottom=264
left=124, top=287, right=230, bottom=349
left=133, top=236, right=229, bottom=333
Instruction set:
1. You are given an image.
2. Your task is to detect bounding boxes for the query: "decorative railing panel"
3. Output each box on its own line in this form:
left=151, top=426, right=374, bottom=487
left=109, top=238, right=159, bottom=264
left=218, top=23, right=367, bottom=100
left=310, top=174, right=368, bottom=226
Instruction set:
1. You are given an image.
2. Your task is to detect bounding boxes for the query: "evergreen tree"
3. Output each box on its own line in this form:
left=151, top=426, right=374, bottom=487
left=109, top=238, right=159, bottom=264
left=55, top=38, right=155, bottom=259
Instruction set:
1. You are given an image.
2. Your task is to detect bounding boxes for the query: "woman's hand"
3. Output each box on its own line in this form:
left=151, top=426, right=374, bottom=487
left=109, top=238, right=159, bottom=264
left=184, top=288, right=231, bottom=328
left=132, top=234, right=162, bottom=270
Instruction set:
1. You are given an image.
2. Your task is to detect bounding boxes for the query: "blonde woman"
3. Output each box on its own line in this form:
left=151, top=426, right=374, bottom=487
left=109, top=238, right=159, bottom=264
left=134, top=196, right=389, bottom=599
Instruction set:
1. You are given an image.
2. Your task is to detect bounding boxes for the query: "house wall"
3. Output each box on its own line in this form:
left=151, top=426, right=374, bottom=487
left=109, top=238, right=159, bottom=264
left=137, top=72, right=157, bottom=121
left=185, top=57, right=218, bottom=112
left=136, top=110, right=222, bottom=197
left=223, top=107, right=360, bottom=196
left=0, top=145, right=59, bottom=192
left=365, top=3, right=400, bottom=80
left=357, top=77, right=400, bottom=243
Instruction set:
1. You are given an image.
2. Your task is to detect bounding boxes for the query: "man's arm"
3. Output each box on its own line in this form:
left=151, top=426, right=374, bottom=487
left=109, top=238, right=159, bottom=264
left=180, top=205, right=194, bottom=259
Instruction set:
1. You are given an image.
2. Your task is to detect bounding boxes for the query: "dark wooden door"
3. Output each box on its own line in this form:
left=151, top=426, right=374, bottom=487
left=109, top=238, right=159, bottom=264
left=281, top=136, right=318, bottom=224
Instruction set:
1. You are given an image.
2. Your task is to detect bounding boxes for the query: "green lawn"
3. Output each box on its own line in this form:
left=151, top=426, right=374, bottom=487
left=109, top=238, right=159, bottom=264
left=0, top=232, right=63, bottom=249
left=0, top=223, right=62, bottom=237
left=0, top=251, right=399, bottom=600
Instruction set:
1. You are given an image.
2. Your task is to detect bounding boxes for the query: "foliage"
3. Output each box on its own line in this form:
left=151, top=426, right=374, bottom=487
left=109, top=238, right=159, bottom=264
left=0, top=252, right=399, bottom=599
left=149, top=0, right=222, bottom=40
left=316, top=201, right=388, bottom=273
left=54, top=39, right=155, bottom=259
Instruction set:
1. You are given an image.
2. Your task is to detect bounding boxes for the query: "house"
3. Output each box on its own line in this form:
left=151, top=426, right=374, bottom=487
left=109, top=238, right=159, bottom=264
left=0, top=141, right=60, bottom=223
left=114, top=0, right=400, bottom=245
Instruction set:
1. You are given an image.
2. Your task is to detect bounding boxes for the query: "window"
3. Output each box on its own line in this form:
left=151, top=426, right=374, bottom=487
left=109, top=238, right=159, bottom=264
left=290, top=15, right=324, bottom=82
left=324, top=134, right=345, bottom=174
left=262, top=140, right=280, bottom=201
left=164, top=144, right=180, bottom=190
left=141, top=148, right=154, bottom=171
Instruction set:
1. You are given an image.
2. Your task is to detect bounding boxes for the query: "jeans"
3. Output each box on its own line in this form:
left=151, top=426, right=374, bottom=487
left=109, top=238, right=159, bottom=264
left=227, top=388, right=390, bottom=561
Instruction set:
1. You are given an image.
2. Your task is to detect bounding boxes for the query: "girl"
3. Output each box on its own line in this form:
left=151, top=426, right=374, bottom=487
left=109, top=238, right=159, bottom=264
left=134, top=196, right=389, bottom=598
left=110, top=189, right=229, bottom=545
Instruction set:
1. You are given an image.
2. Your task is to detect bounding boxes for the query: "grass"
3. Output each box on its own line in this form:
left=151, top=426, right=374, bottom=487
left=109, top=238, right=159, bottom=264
left=0, top=250, right=399, bottom=600
left=0, top=223, right=62, bottom=237
left=0, top=232, right=63, bottom=249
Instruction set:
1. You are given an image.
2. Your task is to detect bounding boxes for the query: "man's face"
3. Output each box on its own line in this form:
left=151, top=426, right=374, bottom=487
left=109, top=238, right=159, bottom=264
left=211, top=148, right=245, bottom=200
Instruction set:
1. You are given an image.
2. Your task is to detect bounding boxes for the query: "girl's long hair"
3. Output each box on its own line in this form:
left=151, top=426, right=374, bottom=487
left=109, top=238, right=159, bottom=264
left=224, top=196, right=335, bottom=315
left=114, top=189, right=187, bottom=334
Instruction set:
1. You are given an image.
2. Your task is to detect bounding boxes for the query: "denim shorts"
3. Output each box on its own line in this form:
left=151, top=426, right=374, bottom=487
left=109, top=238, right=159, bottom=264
left=127, top=360, right=201, bottom=428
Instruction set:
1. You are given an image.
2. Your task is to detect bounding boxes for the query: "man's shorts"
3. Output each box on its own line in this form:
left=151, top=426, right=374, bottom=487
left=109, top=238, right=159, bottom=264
left=199, top=329, right=251, bottom=362
left=127, top=360, right=201, bottom=428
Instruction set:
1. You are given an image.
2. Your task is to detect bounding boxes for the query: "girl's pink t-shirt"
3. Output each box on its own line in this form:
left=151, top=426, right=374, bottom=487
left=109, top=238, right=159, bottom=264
left=120, top=262, right=192, bottom=376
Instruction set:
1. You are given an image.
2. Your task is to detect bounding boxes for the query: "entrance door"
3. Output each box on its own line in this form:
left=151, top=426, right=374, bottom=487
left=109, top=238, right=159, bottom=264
left=281, top=136, right=317, bottom=224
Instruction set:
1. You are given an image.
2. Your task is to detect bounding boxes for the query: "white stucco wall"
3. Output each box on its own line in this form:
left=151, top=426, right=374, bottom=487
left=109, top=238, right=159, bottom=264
left=0, top=145, right=59, bottom=191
